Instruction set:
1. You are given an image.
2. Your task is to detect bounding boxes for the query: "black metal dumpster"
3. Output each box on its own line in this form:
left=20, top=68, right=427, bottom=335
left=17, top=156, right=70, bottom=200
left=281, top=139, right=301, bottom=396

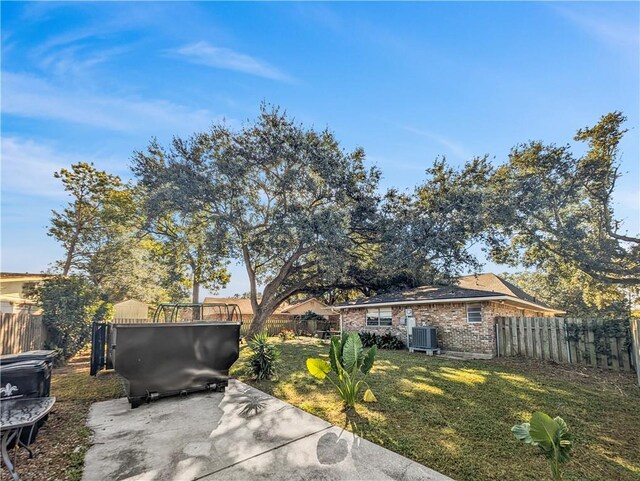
left=0, top=360, right=51, bottom=446
left=107, top=322, right=241, bottom=408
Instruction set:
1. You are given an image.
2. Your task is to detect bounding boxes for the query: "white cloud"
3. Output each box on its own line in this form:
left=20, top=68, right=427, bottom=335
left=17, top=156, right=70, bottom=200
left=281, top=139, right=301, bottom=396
left=1, top=71, right=215, bottom=133
left=401, top=125, right=472, bottom=161
left=551, top=4, right=640, bottom=50
left=169, top=41, right=293, bottom=82
left=1, top=137, right=99, bottom=198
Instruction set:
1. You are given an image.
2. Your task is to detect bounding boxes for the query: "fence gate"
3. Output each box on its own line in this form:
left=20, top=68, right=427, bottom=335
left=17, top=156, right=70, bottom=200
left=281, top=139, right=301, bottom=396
left=495, top=317, right=635, bottom=373
left=90, top=322, right=110, bottom=376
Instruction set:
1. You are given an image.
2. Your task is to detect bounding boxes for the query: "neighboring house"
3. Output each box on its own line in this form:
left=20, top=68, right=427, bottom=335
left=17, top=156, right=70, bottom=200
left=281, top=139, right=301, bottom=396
left=113, top=299, right=149, bottom=320
left=0, top=272, right=52, bottom=315
left=336, top=273, right=563, bottom=358
left=280, top=298, right=338, bottom=319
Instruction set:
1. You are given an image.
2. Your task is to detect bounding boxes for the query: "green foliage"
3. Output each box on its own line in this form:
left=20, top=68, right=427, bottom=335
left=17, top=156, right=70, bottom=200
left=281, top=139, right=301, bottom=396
left=300, top=310, right=325, bottom=322
left=504, top=267, right=630, bottom=319
left=306, top=332, right=377, bottom=408
left=488, top=112, right=639, bottom=286
left=138, top=203, right=230, bottom=303
left=49, top=162, right=125, bottom=276
left=565, top=319, right=632, bottom=354
left=279, top=328, right=296, bottom=341
left=132, top=104, right=381, bottom=335
left=358, top=331, right=406, bottom=350
left=365, top=156, right=493, bottom=291
left=247, top=332, right=280, bottom=381
left=512, top=412, right=574, bottom=481
left=29, top=276, right=113, bottom=360
left=48, top=162, right=175, bottom=304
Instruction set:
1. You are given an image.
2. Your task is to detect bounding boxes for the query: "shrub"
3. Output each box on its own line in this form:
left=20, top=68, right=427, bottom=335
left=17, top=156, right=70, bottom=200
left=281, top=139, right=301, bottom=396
left=358, top=331, right=377, bottom=348
left=300, top=310, right=325, bottom=321
left=297, top=310, right=326, bottom=336
left=512, top=412, right=574, bottom=481
left=28, top=276, right=113, bottom=361
left=279, top=328, right=296, bottom=341
left=358, top=331, right=405, bottom=350
left=247, top=332, right=280, bottom=381
left=306, top=332, right=377, bottom=408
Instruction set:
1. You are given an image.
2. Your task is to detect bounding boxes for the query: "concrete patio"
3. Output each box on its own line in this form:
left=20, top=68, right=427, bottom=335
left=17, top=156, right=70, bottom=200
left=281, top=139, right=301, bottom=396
left=82, top=379, right=452, bottom=481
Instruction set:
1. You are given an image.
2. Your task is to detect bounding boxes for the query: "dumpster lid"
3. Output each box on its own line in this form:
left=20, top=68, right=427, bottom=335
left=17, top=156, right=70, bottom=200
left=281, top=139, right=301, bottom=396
left=0, top=350, right=58, bottom=365
left=0, top=359, right=48, bottom=372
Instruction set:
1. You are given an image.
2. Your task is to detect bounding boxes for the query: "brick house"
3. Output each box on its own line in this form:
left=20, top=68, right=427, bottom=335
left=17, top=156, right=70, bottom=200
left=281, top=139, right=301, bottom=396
left=335, top=273, right=563, bottom=358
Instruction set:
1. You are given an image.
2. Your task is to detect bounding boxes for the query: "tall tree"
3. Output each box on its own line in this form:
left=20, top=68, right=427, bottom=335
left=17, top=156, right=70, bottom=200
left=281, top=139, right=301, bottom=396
left=48, top=162, right=124, bottom=275
left=48, top=162, right=177, bottom=304
left=132, top=105, right=380, bottom=334
left=374, top=156, right=493, bottom=289
left=142, top=209, right=230, bottom=303
left=488, top=112, right=639, bottom=285
left=504, top=266, right=630, bottom=319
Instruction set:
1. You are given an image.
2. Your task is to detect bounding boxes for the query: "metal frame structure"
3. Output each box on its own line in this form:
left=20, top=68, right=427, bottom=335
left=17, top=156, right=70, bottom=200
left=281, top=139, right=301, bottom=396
left=151, top=302, right=242, bottom=324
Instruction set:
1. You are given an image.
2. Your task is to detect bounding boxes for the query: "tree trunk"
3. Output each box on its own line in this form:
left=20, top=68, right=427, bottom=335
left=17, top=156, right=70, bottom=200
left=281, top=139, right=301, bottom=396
left=192, top=277, right=200, bottom=321
left=62, top=230, right=80, bottom=275
left=192, top=279, right=200, bottom=304
left=247, top=304, right=275, bottom=338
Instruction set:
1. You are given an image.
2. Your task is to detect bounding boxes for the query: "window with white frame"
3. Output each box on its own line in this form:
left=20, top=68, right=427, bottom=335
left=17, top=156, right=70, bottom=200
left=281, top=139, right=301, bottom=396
left=366, top=307, right=393, bottom=327
left=466, top=304, right=482, bottom=323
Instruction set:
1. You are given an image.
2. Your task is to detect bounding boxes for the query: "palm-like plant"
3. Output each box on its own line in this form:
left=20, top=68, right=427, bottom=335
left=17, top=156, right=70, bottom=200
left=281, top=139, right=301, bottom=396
left=306, top=332, right=377, bottom=408
left=247, top=332, right=280, bottom=381
left=512, top=412, right=574, bottom=481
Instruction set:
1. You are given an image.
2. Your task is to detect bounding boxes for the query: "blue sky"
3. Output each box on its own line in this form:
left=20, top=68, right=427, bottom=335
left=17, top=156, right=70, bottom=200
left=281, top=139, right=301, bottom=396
left=2, top=1, right=639, bottom=297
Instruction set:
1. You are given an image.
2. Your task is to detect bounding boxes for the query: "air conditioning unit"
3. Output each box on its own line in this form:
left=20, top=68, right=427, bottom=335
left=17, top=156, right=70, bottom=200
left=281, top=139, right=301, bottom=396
left=410, top=326, right=439, bottom=354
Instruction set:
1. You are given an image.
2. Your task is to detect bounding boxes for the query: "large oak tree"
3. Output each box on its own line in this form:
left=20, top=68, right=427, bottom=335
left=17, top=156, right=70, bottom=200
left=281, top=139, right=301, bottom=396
left=132, top=106, right=380, bottom=334
left=488, top=112, right=639, bottom=285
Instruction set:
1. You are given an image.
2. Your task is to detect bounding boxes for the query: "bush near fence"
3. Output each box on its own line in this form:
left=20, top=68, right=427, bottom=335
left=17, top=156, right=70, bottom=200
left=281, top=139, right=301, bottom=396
left=1, top=313, right=47, bottom=355
left=495, top=317, right=636, bottom=373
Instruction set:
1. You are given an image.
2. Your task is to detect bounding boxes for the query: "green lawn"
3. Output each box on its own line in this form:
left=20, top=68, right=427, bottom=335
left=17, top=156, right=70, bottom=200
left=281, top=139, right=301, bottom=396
left=231, top=337, right=640, bottom=481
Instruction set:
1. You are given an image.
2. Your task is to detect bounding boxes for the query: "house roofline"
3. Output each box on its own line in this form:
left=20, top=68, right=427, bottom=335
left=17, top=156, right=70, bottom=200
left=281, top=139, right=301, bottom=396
left=335, top=295, right=564, bottom=314
left=281, top=297, right=337, bottom=313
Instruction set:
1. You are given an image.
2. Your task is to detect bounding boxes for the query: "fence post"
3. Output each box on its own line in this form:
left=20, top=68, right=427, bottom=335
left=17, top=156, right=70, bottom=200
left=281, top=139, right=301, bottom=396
left=631, top=319, right=640, bottom=386
left=586, top=320, right=597, bottom=367
left=549, top=317, right=561, bottom=362
left=534, top=318, right=542, bottom=359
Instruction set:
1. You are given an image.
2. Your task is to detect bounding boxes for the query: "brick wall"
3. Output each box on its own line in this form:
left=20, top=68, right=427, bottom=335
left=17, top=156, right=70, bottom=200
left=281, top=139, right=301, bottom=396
left=341, top=300, right=552, bottom=355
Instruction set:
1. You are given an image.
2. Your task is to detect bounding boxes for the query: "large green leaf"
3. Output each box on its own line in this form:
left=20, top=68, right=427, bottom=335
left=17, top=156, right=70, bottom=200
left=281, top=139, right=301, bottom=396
left=329, top=336, right=342, bottom=374
left=511, top=422, right=535, bottom=445
left=360, top=345, right=377, bottom=374
left=306, top=358, right=331, bottom=379
left=342, top=332, right=363, bottom=374
left=529, top=412, right=559, bottom=452
left=553, top=416, right=574, bottom=463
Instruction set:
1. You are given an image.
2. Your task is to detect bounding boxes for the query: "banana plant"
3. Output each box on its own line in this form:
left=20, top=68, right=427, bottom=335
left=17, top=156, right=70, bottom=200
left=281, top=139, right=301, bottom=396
left=512, top=412, right=574, bottom=481
left=306, top=332, right=377, bottom=408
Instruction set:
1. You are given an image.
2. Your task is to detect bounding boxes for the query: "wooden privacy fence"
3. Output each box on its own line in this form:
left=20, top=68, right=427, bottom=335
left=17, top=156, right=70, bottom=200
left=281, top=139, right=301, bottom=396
left=240, top=316, right=338, bottom=338
left=0, top=313, right=47, bottom=355
left=495, top=317, right=635, bottom=372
